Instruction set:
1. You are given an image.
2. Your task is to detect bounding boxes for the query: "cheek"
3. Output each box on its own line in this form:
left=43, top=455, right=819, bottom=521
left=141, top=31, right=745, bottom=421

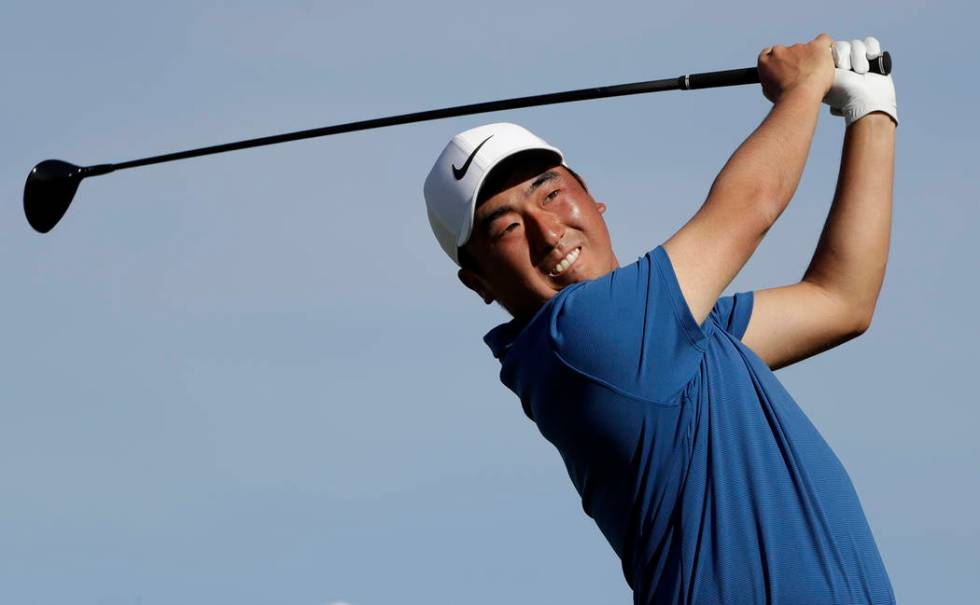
left=494, top=237, right=528, bottom=262
left=493, top=243, right=550, bottom=285
left=486, top=240, right=536, bottom=278
left=565, top=200, right=604, bottom=235
left=559, top=198, right=583, bottom=221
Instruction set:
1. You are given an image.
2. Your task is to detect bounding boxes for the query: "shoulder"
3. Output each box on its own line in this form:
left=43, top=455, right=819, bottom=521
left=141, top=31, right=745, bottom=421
left=545, top=248, right=709, bottom=404
left=552, top=247, right=709, bottom=351
left=550, top=252, right=650, bottom=349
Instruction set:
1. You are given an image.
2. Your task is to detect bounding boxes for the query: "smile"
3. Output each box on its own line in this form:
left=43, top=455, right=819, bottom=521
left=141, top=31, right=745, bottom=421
left=548, top=247, right=581, bottom=277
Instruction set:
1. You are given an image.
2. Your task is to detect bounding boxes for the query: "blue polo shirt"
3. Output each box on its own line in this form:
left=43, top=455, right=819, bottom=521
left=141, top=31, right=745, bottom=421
left=484, top=245, right=895, bottom=605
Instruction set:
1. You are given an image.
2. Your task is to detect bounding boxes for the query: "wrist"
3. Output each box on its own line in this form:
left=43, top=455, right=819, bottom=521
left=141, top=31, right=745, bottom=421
left=846, top=111, right=898, bottom=130
left=777, top=80, right=827, bottom=105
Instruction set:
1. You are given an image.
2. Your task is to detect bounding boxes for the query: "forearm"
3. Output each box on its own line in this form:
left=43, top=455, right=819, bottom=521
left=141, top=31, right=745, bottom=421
left=802, top=113, right=896, bottom=321
left=707, top=84, right=824, bottom=222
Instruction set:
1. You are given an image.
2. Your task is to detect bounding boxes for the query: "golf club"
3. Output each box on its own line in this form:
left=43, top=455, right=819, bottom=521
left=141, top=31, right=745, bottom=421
left=24, top=52, right=891, bottom=234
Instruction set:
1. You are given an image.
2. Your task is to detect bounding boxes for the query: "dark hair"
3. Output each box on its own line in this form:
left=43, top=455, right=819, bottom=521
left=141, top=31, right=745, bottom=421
left=457, top=159, right=588, bottom=274
left=458, top=243, right=479, bottom=272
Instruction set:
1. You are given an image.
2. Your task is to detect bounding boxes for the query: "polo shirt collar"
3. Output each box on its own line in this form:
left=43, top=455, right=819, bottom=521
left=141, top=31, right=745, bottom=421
left=483, top=318, right=528, bottom=360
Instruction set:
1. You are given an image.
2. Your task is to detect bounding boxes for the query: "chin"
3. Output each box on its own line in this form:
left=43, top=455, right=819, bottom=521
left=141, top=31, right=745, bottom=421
left=559, top=260, right=597, bottom=284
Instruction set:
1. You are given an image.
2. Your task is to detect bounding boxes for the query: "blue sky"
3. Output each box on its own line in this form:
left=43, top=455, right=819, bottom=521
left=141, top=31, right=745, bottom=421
left=2, top=1, right=977, bottom=603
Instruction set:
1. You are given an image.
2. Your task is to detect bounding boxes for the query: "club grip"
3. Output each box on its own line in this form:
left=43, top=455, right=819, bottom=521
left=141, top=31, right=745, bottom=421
left=684, top=50, right=892, bottom=90
left=684, top=67, right=760, bottom=90
left=872, top=51, right=892, bottom=75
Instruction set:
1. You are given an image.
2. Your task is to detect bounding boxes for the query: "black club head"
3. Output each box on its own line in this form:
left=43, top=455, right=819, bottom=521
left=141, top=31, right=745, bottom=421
left=24, top=159, right=84, bottom=233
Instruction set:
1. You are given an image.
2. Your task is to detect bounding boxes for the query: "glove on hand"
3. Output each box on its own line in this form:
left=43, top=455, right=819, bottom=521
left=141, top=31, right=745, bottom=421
left=823, top=36, right=898, bottom=126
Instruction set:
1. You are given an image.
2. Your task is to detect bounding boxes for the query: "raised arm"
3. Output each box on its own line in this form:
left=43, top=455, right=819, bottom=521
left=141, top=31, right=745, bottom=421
left=663, top=34, right=835, bottom=326
left=739, top=113, right=895, bottom=369
left=739, top=38, right=898, bottom=370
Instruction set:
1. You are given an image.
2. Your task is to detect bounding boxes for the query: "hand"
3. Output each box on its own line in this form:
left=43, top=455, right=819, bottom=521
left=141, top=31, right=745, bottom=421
left=758, top=33, right=836, bottom=103
left=822, top=36, right=898, bottom=126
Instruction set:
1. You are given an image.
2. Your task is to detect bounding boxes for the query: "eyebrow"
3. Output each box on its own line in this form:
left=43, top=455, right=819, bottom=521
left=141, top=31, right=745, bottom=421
left=527, top=170, right=560, bottom=195
left=479, top=204, right=515, bottom=234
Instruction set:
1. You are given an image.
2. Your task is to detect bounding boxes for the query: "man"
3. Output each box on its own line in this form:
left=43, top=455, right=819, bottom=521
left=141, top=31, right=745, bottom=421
left=424, top=33, right=897, bottom=604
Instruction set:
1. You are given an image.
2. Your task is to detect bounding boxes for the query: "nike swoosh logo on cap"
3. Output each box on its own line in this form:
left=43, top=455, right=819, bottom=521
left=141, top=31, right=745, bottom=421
left=452, top=134, right=493, bottom=180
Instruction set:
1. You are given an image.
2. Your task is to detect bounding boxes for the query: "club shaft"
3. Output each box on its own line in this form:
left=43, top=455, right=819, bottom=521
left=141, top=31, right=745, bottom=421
left=89, top=51, right=890, bottom=175
left=23, top=52, right=892, bottom=234
left=101, top=68, right=757, bottom=174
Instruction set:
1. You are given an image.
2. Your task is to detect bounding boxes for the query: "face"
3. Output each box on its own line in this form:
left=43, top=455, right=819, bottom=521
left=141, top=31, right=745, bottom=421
left=457, top=156, right=619, bottom=319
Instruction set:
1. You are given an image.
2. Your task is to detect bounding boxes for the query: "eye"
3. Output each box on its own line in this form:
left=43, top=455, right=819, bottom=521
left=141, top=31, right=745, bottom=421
left=544, top=189, right=561, bottom=204
left=494, top=222, right=520, bottom=240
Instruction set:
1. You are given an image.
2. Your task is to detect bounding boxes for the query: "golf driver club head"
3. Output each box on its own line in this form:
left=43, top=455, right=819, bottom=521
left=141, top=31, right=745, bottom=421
left=24, top=159, right=84, bottom=233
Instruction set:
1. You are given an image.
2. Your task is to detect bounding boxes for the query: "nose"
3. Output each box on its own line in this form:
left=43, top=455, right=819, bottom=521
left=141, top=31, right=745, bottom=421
left=525, top=207, right=565, bottom=259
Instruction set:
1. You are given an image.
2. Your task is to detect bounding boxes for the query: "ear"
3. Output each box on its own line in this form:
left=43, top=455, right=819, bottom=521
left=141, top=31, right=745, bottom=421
left=457, top=268, right=495, bottom=305
left=596, top=201, right=607, bottom=214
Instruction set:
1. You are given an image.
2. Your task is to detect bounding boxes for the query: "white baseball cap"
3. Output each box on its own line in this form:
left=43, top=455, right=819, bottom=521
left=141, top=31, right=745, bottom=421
left=424, top=122, right=563, bottom=265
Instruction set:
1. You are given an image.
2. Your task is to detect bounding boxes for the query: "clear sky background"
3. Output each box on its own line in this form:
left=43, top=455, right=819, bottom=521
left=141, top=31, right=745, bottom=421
left=2, top=1, right=976, bottom=604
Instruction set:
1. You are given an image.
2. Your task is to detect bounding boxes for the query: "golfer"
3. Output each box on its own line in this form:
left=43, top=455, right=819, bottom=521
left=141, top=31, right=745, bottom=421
left=424, top=33, right=896, bottom=604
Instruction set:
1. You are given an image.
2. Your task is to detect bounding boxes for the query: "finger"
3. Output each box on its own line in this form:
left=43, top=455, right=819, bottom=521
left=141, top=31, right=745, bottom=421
left=813, top=32, right=834, bottom=48
left=863, top=36, right=881, bottom=60
left=832, top=40, right=852, bottom=70
left=850, top=39, right=869, bottom=74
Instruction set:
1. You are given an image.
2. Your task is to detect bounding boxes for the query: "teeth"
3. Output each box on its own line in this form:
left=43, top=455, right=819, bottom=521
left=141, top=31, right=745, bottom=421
left=550, top=247, right=580, bottom=276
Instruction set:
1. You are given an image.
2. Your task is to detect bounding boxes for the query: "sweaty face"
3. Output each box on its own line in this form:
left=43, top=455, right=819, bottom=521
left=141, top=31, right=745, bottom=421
left=458, top=153, right=619, bottom=319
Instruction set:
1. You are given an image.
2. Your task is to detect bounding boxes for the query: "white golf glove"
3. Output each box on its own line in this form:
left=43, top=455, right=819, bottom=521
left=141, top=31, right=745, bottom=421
left=823, top=36, right=898, bottom=126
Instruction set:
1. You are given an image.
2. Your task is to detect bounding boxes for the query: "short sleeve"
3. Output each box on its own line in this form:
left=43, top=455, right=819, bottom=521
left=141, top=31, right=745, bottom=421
left=547, top=245, right=711, bottom=405
left=709, top=291, right=755, bottom=340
